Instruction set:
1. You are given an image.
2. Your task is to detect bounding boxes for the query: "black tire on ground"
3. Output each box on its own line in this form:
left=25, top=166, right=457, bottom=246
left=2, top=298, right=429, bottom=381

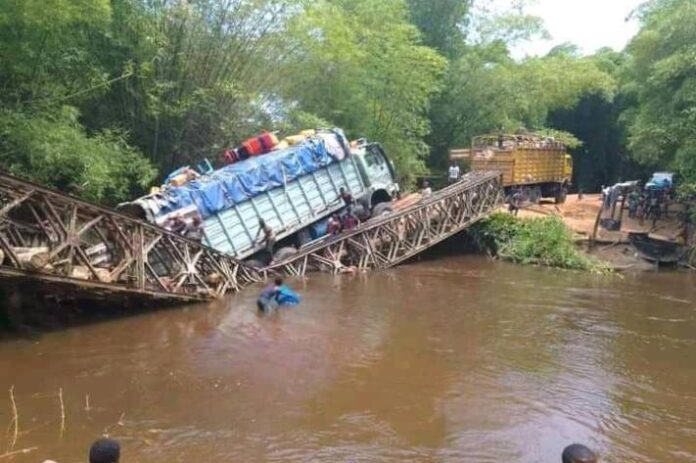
left=273, top=246, right=298, bottom=262
left=555, top=187, right=568, bottom=204
left=371, top=202, right=394, bottom=218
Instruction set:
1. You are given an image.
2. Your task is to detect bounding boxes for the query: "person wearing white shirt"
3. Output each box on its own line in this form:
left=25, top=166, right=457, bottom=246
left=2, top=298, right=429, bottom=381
left=448, top=163, right=461, bottom=184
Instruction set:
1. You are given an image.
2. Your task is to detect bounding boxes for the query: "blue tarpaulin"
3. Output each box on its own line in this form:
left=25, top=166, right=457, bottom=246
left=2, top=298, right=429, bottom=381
left=136, top=132, right=347, bottom=220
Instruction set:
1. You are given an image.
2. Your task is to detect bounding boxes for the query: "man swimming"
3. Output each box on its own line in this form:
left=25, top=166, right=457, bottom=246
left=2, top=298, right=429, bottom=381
left=257, top=277, right=283, bottom=312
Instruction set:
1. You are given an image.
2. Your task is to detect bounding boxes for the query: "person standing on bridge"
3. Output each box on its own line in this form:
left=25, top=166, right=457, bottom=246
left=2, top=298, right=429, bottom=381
left=339, top=187, right=355, bottom=208
left=448, top=163, right=461, bottom=184
left=327, top=214, right=342, bottom=235
left=255, top=219, right=276, bottom=256
left=421, top=180, right=432, bottom=199
left=342, top=208, right=360, bottom=231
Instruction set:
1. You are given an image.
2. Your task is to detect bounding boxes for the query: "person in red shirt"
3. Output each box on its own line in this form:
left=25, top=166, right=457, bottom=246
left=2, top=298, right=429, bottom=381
left=342, top=209, right=360, bottom=231
left=327, top=214, right=342, bottom=235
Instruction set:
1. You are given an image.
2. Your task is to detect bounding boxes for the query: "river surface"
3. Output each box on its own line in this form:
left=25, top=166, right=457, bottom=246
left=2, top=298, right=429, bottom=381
left=1, top=256, right=695, bottom=463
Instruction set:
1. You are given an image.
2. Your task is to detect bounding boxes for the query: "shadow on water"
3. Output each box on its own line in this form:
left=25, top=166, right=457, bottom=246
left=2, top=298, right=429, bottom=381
left=0, top=279, right=202, bottom=340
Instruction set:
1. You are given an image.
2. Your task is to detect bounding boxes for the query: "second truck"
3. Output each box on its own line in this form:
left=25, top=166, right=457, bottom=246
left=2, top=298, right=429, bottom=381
left=450, top=133, right=573, bottom=204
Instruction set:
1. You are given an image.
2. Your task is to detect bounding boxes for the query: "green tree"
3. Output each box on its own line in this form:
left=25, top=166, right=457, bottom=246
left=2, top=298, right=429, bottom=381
left=0, top=107, right=155, bottom=203
left=280, top=0, right=446, bottom=182
left=81, top=0, right=297, bottom=171
left=0, top=0, right=156, bottom=203
left=406, top=0, right=471, bottom=58
left=621, top=0, right=696, bottom=188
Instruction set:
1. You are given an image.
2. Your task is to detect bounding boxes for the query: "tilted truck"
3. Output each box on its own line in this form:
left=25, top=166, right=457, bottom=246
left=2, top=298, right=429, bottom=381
left=119, top=129, right=400, bottom=266
left=450, top=133, right=573, bottom=204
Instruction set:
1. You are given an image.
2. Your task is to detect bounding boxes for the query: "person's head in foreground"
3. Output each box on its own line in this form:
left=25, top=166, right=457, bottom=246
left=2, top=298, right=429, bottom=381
left=89, top=438, right=120, bottom=463
left=274, top=277, right=283, bottom=287
left=562, top=443, right=597, bottom=463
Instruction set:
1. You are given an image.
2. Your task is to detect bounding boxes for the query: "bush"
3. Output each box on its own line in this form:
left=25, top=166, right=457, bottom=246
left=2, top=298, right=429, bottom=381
left=471, top=213, right=608, bottom=272
left=0, top=107, right=156, bottom=204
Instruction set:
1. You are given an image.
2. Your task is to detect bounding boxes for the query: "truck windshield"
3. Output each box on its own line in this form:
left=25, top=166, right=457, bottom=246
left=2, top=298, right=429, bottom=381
left=364, top=149, right=385, bottom=167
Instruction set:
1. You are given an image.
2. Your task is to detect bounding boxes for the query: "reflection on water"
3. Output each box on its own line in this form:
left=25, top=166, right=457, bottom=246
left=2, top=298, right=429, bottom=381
left=1, top=256, right=695, bottom=462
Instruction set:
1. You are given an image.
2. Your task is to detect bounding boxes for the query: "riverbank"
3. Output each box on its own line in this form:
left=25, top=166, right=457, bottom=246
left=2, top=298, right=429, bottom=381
left=514, top=194, right=690, bottom=271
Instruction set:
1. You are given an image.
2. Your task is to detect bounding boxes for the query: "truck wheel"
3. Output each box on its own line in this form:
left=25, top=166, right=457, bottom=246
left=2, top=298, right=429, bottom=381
left=371, top=202, right=394, bottom=218
left=555, top=187, right=568, bottom=204
left=273, top=246, right=298, bottom=263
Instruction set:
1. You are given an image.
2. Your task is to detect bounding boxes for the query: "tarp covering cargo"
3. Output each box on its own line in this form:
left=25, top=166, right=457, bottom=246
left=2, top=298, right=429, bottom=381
left=121, top=130, right=350, bottom=222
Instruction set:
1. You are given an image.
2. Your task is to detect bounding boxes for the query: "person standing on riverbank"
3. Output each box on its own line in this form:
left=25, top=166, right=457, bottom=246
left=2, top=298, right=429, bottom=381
left=508, top=189, right=522, bottom=216
left=628, top=190, right=639, bottom=218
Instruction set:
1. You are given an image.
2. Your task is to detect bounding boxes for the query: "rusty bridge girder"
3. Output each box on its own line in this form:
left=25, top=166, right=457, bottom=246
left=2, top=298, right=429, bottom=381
left=0, top=172, right=260, bottom=303
left=262, top=171, right=504, bottom=277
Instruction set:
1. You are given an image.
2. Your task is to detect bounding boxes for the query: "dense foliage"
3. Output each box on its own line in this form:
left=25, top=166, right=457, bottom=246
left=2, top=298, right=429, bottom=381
left=0, top=0, right=693, bottom=203
left=471, top=213, right=608, bottom=272
left=621, top=0, right=696, bottom=192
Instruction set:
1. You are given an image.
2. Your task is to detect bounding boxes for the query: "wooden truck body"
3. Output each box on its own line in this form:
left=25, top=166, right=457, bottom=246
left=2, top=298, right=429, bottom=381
left=450, top=134, right=573, bottom=203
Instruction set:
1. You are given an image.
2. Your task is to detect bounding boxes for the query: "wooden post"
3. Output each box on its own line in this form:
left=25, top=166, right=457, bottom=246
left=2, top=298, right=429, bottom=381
left=590, top=202, right=603, bottom=248
left=617, top=193, right=627, bottom=231
left=136, top=225, right=146, bottom=291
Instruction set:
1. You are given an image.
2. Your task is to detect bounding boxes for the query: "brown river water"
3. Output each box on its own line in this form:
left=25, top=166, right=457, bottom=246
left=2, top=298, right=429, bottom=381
left=1, top=256, right=695, bottom=463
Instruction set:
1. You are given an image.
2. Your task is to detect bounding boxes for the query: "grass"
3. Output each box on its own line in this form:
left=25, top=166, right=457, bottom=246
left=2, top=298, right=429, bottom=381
left=470, top=212, right=609, bottom=273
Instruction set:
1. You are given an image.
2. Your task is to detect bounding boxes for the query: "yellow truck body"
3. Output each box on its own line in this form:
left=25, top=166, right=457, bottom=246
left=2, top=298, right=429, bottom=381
left=450, top=134, right=573, bottom=202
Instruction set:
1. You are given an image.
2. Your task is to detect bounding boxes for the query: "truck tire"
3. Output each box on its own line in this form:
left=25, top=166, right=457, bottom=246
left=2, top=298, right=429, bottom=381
left=273, top=246, right=298, bottom=263
left=371, top=202, right=394, bottom=218
left=555, top=187, right=568, bottom=204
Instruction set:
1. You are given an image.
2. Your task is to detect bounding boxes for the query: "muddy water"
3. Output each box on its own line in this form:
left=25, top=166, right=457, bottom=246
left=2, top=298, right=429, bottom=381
left=1, top=256, right=695, bottom=463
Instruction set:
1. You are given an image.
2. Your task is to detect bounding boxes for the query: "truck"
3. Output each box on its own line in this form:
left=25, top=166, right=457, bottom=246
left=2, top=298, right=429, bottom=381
left=450, top=133, right=573, bottom=204
left=645, top=171, right=674, bottom=192
left=119, top=129, right=400, bottom=265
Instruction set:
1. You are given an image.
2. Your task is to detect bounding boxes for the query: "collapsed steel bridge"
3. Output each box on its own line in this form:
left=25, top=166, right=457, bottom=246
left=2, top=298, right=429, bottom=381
left=0, top=170, right=502, bottom=305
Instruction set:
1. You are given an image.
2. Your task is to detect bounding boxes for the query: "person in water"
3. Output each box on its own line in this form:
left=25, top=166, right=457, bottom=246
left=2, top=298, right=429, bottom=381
left=257, top=277, right=283, bottom=312
left=561, top=444, right=597, bottom=463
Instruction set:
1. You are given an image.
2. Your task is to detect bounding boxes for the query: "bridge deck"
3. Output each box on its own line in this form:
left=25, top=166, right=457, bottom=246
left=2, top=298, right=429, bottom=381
left=0, top=170, right=502, bottom=305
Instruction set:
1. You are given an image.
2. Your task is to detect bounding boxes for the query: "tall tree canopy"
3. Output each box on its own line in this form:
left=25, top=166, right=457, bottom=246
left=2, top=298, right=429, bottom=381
left=280, top=0, right=446, bottom=179
left=0, top=0, right=692, bottom=203
left=621, top=0, right=696, bottom=189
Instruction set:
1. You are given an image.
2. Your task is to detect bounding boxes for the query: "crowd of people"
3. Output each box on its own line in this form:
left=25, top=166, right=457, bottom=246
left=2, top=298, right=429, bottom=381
left=327, top=187, right=362, bottom=236
left=625, top=188, right=671, bottom=225
left=44, top=438, right=599, bottom=462
left=602, top=183, right=672, bottom=226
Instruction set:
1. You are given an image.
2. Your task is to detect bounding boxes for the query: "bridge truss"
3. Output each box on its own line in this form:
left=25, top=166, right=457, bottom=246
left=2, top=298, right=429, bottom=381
left=0, top=172, right=259, bottom=303
left=263, top=171, right=503, bottom=277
